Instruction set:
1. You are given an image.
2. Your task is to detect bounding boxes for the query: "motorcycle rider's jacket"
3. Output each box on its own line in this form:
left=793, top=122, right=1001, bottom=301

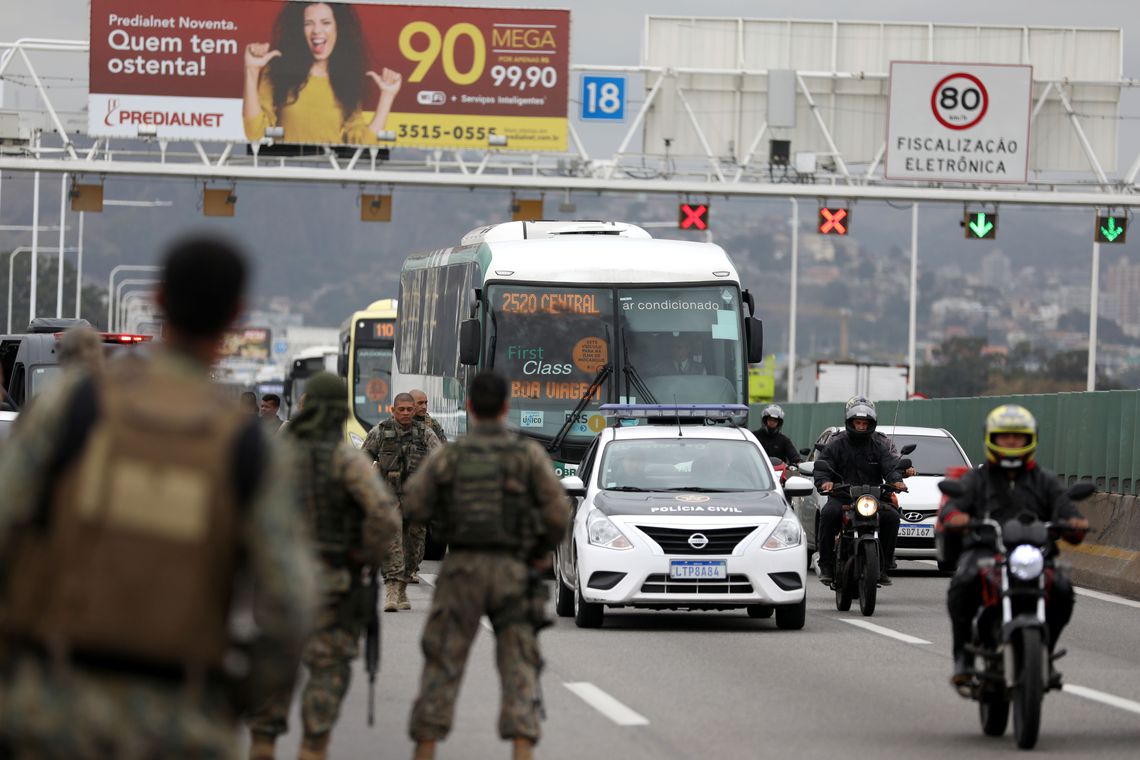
left=939, top=465, right=1082, bottom=552
left=754, top=429, right=801, bottom=465
left=813, top=430, right=904, bottom=490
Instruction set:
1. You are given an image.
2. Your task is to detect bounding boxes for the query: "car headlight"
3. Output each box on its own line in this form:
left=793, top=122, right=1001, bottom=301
left=1008, top=544, right=1045, bottom=581
left=587, top=511, right=633, bottom=550
left=763, top=513, right=803, bottom=550
left=855, top=495, right=879, bottom=517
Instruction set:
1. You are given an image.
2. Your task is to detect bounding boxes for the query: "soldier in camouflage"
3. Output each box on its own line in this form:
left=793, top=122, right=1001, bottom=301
left=247, top=372, right=400, bottom=760
left=410, top=388, right=447, bottom=444
left=363, top=392, right=440, bottom=612
left=403, top=372, right=570, bottom=760
left=0, top=236, right=317, bottom=760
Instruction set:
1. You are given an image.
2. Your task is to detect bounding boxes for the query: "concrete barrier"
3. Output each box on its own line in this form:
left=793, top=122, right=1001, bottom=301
left=1060, top=492, right=1140, bottom=600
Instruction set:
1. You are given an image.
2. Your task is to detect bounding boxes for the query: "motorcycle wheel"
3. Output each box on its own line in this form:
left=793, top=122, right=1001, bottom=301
left=835, top=556, right=853, bottom=611
left=858, top=542, right=879, bottom=617
left=1013, top=628, right=1044, bottom=750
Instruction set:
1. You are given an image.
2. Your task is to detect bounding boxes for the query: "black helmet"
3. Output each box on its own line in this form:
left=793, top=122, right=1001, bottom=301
left=760, top=404, right=785, bottom=434
left=844, top=395, right=877, bottom=441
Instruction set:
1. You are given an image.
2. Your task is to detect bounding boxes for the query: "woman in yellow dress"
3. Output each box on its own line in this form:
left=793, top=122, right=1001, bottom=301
left=243, top=2, right=402, bottom=144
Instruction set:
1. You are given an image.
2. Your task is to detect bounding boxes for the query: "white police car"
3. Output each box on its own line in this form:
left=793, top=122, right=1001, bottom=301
left=554, top=404, right=815, bottom=629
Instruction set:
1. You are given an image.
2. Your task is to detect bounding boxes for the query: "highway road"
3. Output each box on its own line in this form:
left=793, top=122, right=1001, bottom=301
left=254, top=559, right=1140, bottom=759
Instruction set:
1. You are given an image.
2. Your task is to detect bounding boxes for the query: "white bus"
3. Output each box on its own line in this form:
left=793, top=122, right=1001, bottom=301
left=283, top=344, right=339, bottom=417
left=391, top=220, right=764, bottom=475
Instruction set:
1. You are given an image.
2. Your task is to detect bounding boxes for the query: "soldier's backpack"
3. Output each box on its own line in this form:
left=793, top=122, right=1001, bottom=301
left=442, top=434, right=534, bottom=552
left=0, top=355, right=262, bottom=674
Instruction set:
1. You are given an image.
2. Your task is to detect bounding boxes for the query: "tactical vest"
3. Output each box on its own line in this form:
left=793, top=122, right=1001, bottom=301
left=441, top=433, right=534, bottom=552
left=0, top=356, right=249, bottom=671
left=375, top=419, right=430, bottom=494
left=301, top=439, right=362, bottom=566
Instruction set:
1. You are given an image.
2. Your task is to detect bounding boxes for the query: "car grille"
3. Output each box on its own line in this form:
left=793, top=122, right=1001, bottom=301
left=636, top=525, right=758, bottom=555
left=640, top=574, right=754, bottom=594
left=897, top=536, right=935, bottom=549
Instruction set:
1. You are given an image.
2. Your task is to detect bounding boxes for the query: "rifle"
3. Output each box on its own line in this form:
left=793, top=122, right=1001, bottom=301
left=365, top=567, right=381, bottom=726
left=526, top=564, right=552, bottom=721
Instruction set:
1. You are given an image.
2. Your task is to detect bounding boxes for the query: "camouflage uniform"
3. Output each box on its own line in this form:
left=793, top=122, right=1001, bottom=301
left=0, top=351, right=318, bottom=760
left=363, top=418, right=440, bottom=608
left=248, top=373, right=400, bottom=760
left=418, top=410, right=448, bottom=444
left=403, top=420, right=569, bottom=747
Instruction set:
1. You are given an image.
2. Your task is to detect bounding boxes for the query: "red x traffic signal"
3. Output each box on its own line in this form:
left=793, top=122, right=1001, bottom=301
left=679, top=203, right=710, bottom=231
left=818, top=207, right=849, bottom=235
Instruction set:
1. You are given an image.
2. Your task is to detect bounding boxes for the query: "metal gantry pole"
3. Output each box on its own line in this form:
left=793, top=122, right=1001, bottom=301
left=787, top=198, right=799, bottom=401
left=29, top=170, right=40, bottom=323
left=907, top=203, right=919, bottom=397
left=56, top=172, right=67, bottom=317
left=75, top=211, right=84, bottom=318
left=1088, top=238, right=1101, bottom=392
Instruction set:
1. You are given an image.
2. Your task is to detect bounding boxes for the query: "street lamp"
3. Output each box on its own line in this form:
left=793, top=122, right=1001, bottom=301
left=113, top=278, right=159, bottom=331
left=7, top=245, right=77, bottom=332
left=107, top=265, right=160, bottom=330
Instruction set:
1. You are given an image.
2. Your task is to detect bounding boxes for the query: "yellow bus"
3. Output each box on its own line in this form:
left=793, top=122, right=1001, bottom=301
left=338, top=298, right=398, bottom=446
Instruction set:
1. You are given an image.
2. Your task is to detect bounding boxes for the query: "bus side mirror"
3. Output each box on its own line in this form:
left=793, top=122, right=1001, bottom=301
left=459, top=319, right=481, bottom=366
left=745, top=316, right=763, bottom=363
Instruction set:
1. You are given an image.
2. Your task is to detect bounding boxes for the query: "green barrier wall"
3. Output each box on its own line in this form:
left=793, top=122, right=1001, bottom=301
left=748, top=391, right=1140, bottom=495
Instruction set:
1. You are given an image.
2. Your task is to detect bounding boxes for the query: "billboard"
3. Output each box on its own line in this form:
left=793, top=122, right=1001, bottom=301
left=886, top=62, right=1032, bottom=184
left=88, top=0, right=569, bottom=151
left=221, top=327, right=273, bottom=362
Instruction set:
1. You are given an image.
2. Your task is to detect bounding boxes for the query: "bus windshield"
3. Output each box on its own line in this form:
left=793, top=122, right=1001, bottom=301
left=353, top=346, right=394, bottom=430
left=487, top=283, right=745, bottom=443
left=488, top=285, right=614, bottom=440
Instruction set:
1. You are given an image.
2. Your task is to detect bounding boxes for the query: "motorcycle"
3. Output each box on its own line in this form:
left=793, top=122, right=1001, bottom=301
left=825, top=478, right=907, bottom=617
left=936, top=478, right=1095, bottom=750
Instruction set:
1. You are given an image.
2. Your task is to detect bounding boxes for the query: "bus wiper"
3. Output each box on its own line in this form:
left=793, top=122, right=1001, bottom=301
left=547, top=363, right=612, bottom=455
left=620, top=327, right=657, bottom=404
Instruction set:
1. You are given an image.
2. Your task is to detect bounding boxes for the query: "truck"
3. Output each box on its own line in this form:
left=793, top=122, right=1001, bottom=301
left=792, top=360, right=909, bottom=403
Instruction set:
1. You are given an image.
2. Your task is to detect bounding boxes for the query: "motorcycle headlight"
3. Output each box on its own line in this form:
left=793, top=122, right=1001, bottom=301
left=349, top=432, right=364, bottom=449
left=763, top=513, right=803, bottom=551
left=587, top=510, right=633, bottom=550
left=1008, top=544, right=1045, bottom=581
left=855, top=495, right=879, bottom=517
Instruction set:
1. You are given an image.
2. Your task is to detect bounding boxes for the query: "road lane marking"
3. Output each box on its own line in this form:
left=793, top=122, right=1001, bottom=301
left=564, top=682, right=650, bottom=726
left=1064, top=684, right=1140, bottom=716
left=1074, top=587, right=1140, bottom=610
left=839, top=618, right=931, bottom=645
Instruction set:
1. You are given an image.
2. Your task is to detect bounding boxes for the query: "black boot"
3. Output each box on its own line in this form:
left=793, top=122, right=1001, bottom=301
left=817, top=557, right=834, bottom=584
left=951, top=651, right=973, bottom=686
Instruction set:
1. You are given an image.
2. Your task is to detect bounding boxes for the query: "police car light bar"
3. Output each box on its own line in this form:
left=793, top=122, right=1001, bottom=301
left=599, top=403, right=749, bottom=419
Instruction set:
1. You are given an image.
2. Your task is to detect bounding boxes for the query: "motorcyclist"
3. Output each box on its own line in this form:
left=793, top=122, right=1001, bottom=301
left=813, top=396, right=905, bottom=586
left=753, top=404, right=801, bottom=467
left=938, top=404, right=1088, bottom=686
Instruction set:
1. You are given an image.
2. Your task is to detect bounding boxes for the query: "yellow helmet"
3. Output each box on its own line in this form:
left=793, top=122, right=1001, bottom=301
left=984, top=404, right=1037, bottom=468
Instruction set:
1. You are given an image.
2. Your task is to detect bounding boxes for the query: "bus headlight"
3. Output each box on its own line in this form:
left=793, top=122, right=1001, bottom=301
left=855, top=496, right=879, bottom=517
left=1008, top=544, right=1045, bottom=581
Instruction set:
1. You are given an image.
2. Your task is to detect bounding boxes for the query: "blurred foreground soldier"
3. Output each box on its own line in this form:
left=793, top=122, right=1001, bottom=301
left=404, top=371, right=570, bottom=760
left=0, top=236, right=317, bottom=760
left=248, top=372, right=399, bottom=760
left=363, top=392, right=440, bottom=611
left=57, top=325, right=105, bottom=375
left=410, top=388, right=447, bottom=443
left=241, top=391, right=259, bottom=416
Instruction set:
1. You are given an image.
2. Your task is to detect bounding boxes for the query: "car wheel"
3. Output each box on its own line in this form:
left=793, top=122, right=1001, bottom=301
left=554, top=552, right=575, bottom=618
left=746, top=604, right=774, bottom=619
left=775, top=597, right=807, bottom=630
left=573, top=570, right=604, bottom=629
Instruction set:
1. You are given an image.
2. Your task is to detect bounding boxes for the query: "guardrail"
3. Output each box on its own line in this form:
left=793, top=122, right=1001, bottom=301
left=751, top=390, right=1140, bottom=495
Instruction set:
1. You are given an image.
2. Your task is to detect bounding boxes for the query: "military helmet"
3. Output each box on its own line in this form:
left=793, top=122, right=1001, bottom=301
left=844, top=395, right=877, bottom=440
left=305, top=371, right=345, bottom=404
left=760, top=403, right=785, bottom=433
left=984, top=404, right=1037, bottom=469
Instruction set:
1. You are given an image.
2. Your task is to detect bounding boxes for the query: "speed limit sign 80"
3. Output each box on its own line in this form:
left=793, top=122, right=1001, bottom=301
left=931, top=72, right=989, bottom=130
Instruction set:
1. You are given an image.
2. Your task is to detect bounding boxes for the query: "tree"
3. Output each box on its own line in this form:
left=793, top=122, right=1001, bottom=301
left=916, top=337, right=991, bottom=398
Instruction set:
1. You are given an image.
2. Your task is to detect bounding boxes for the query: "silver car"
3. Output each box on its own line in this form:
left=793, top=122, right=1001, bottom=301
left=793, top=425, right=973, bottom=573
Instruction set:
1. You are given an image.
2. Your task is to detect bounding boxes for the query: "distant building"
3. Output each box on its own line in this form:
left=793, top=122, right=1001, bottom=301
left=1105, top=259, right=1140, bottom=329
left=981, top=250, right=1013, bottom=291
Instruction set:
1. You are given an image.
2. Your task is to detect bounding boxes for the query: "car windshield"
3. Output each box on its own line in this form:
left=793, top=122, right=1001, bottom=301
left=886, top=434, right=969, bottom=475
left=598, top=439, right=774, bottom=492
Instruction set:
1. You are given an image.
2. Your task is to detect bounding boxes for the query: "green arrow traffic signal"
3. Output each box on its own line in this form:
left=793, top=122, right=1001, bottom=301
left=1096, top=215, right=1127, bottom=244
left=963, top=211, right=997, bottom=239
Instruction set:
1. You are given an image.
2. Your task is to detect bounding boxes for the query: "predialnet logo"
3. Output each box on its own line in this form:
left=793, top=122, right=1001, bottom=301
left=103, top=98, right=224, bottom=129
